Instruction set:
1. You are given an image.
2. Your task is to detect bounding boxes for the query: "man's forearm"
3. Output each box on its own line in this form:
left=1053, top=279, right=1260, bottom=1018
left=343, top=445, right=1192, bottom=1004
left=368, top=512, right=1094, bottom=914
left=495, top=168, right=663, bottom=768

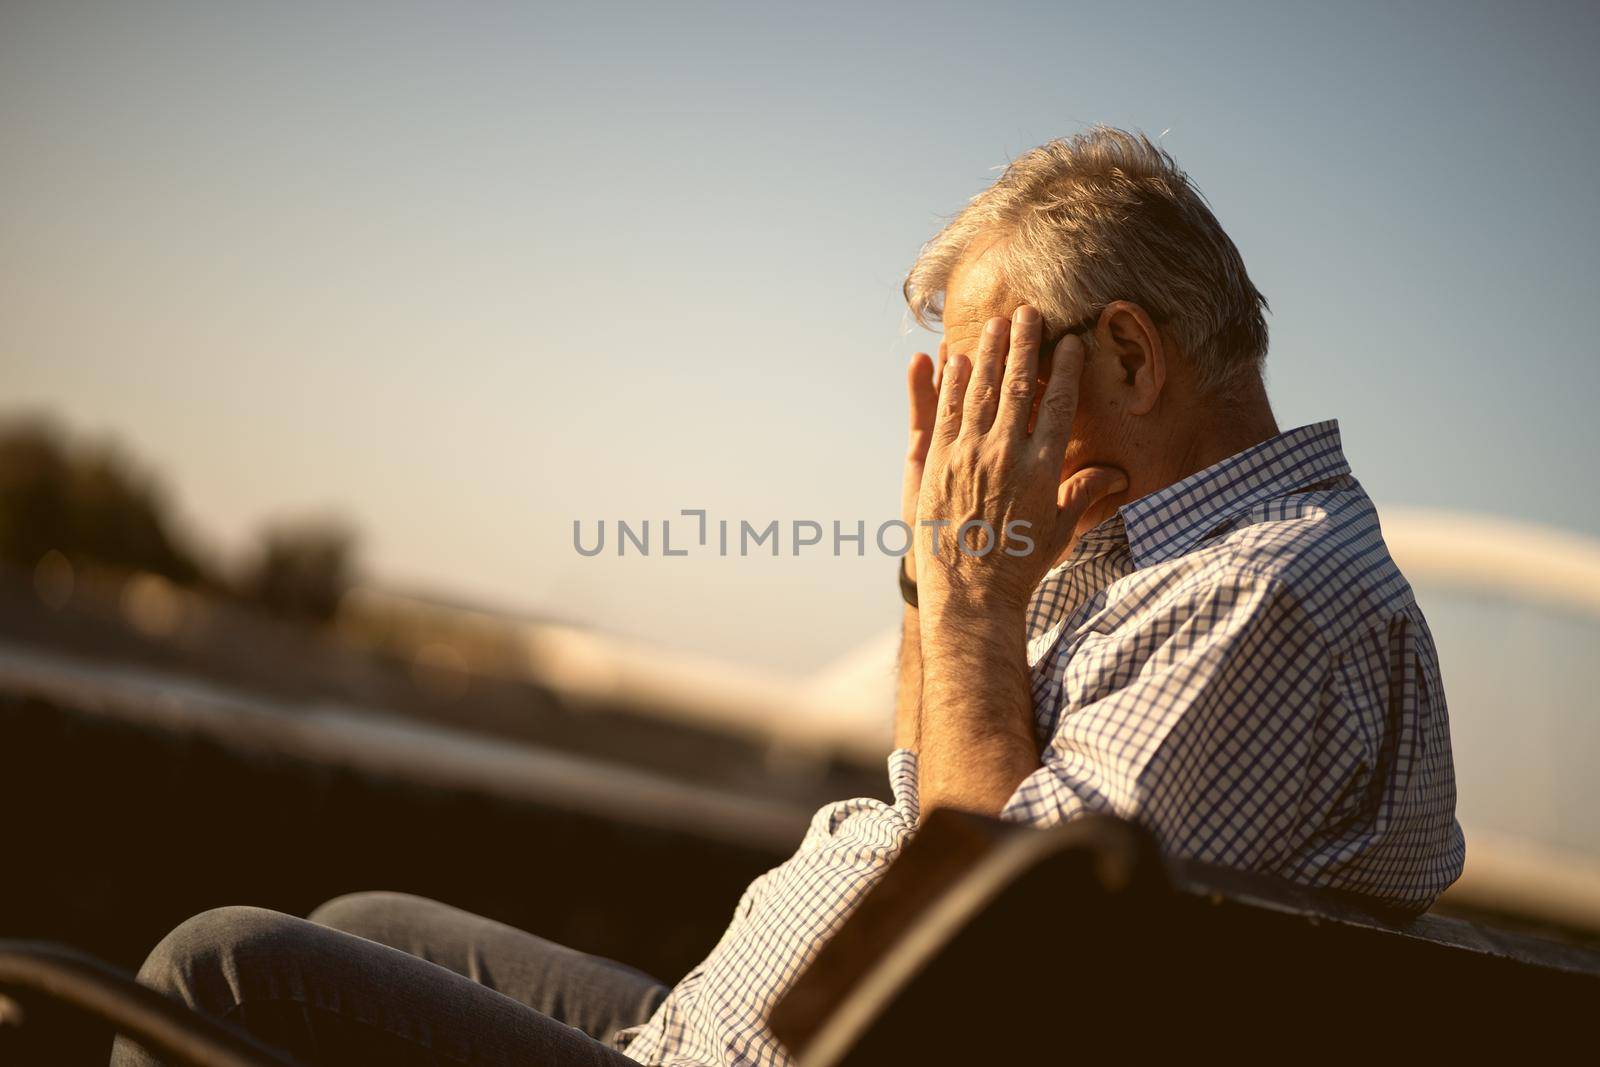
left=916, top=605, right=1039, bottom=816
left=893, top=605, right=921, bottom=752
left=906, top=309, right=1117, bottom=818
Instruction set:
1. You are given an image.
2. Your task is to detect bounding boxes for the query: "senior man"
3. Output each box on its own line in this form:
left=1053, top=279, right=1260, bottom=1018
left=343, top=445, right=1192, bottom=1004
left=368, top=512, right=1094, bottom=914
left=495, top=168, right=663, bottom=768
left=114, top=127, right=1463, bottom=1067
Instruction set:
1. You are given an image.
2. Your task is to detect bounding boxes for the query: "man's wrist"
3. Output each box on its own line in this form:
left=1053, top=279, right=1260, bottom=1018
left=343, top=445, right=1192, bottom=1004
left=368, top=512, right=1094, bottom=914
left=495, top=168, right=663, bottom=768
left=911, top=558, right=1034, bottom=625
left=916, top=586, right=1028, bottom=639
left=918, top=602, right=1028, bottom=684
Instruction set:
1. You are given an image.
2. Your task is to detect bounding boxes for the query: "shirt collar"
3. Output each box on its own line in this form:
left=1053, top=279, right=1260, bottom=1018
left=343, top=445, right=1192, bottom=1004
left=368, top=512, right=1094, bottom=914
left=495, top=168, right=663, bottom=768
left=1114, top=419, right=1351, bottom=570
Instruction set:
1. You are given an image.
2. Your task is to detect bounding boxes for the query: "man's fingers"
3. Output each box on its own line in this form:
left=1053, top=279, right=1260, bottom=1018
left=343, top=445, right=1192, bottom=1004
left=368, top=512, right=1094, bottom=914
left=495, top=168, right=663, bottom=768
left=1051, top=465, right=1129, bottom=557
left=932, top=352, right=970, bottom=446
left=961, top=316, right=1010, bottom=436
left=933, top=339, right=949, bottom=390
left=907, top=352, right=937, bottom=462
left=1033, top=333, right=1087, bottom=453
left=995, top=306, right=1042, bottom=437
left=1058, top=465, right=1128, bottom=515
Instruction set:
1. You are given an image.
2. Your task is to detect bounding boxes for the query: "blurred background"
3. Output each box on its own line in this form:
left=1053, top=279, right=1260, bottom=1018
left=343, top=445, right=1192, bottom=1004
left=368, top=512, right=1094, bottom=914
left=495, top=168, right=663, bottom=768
left=2, top=2, right=1599, bottom=1056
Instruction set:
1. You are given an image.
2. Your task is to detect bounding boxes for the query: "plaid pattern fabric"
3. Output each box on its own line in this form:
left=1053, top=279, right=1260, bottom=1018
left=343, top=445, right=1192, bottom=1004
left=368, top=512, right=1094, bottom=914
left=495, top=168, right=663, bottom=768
left=618, top=420, right=1463, bottom=1066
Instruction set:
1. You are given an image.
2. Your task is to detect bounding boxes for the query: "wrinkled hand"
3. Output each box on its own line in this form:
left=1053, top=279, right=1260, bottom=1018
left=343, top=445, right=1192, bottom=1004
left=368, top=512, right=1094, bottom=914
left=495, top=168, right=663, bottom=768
left=915, top=306, right=1126, bottom=617
left=900, top=345, right=940, bottom=584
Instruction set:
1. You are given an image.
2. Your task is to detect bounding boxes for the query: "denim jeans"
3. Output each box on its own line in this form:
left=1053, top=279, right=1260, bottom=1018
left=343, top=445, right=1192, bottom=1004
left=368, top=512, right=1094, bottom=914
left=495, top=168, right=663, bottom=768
left=110, top=892, right=669, bottom=1066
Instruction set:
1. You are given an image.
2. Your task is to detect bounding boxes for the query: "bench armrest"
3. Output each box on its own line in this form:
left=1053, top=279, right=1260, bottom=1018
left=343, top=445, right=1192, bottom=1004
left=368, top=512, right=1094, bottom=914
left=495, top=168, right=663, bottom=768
left=0, top=939, right=303, bottom=1067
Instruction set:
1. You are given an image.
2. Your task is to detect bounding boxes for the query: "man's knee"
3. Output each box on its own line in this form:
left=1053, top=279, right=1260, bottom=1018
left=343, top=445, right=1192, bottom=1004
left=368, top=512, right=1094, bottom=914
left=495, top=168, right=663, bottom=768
left=308, top=890, right=433, bottom=941
left=138, top=906, right=301, bottom=1010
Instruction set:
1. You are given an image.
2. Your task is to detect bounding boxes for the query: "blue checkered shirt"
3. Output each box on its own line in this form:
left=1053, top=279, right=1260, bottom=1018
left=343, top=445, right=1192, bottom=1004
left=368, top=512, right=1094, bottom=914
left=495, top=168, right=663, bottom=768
left=618, top=419, right=1464, bottom=1066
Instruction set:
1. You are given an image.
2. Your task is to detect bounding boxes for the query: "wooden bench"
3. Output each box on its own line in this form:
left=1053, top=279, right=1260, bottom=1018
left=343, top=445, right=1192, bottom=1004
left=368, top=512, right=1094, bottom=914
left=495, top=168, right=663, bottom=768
left=772, top=810, right=1600, bottom=1063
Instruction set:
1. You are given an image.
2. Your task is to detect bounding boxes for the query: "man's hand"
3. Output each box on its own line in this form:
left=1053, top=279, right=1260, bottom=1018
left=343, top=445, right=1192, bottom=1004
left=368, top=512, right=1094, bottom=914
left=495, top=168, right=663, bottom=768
left=913, top=305, right=1125, bottom=816
left=893, top=346, right=940, bottom=752
left=915, top=307, right=1125, bottom=614
left=900, top=346, right=940, bottom=583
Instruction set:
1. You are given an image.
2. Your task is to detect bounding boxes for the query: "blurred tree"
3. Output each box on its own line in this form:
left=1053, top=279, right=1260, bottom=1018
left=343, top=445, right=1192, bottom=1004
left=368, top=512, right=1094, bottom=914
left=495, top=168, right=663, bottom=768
left=245, top=518, right=358, bottom=623
left=0, top=415, right=205, bottom=584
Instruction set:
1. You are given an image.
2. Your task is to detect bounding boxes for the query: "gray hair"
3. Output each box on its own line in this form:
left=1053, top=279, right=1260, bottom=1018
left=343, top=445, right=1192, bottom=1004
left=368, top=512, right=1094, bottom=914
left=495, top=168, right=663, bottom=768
left=903, top=126, right=1269, bottom=394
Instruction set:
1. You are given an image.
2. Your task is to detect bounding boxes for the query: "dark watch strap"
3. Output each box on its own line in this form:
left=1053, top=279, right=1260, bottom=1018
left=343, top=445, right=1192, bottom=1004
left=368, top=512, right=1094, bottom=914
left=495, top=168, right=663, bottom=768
left=898, top=556, right=918, bottom=608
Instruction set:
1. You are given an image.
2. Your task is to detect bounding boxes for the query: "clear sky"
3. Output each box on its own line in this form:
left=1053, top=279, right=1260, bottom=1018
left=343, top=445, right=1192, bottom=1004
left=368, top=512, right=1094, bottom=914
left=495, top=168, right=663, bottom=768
left=5, top=0, right=1599, bottom=673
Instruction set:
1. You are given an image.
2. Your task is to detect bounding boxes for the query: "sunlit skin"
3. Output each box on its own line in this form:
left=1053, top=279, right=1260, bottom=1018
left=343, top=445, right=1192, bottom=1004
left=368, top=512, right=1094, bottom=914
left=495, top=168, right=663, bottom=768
left=894, top=240, right=1281, bottom=816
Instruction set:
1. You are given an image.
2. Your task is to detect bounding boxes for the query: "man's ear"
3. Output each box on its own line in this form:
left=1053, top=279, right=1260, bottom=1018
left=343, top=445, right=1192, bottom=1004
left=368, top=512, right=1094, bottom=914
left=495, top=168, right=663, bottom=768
left=1094, top=300, right=1166, bottom=416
